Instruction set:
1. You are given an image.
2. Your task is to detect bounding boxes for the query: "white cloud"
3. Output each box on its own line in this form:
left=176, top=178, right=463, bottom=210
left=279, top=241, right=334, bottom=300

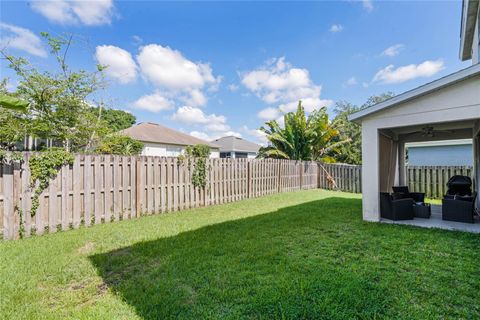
left=241, top=126, right=268, bottom=145
left=172, top=106, right=226, bottom=125
left=137, top=44, right=221, bottom=108
left=180, top=89, right=207, bottom=107
left=257, top=107, right=281, bottom=121
left=228, top=84, right=239, bottom=92
left=31, top=0, right=115, bottom=26
left=362, top=0, right=374, bottom=12
left=373, top=59, right=445, bottom=84
left=279, top=98, right=333, bottom=113
left=133, top=92, right=174, bottom=112
left=137, top=44, right=219, bottom=91
left=0, top=23, right=47, bottom=57
left=381, top=44, right=404, bottom=57
left=330, top=24, right=343, bottom=33
left=95, top=45, right=137, bottom=84
left=241, top=57, right=331, bottom=119
left=190, top=130, right=241, bottom=141
left=132, top=35, right=142, bottom=45
left=345, top=76, right=358, bottom=86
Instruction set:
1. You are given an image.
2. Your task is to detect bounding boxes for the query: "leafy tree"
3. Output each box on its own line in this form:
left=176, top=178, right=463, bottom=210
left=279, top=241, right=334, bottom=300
left=330, top=92, right=395, bottom=164
left=95, top=134, right=144, bottom=156
left=258, top=101, right=344, bottom=161
left=91, top=107, right=136, bottom=132
left=1, top=32, right=107, bottom=151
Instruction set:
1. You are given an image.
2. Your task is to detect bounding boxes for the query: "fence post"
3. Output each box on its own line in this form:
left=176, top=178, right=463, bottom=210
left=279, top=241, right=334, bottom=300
left=299, top=161, right=303, bottom=190
left=247, top=160, right=252, bottom=198
left=135, top=157, right=142, bottom=217
left=3, top=161, right=14, bottom=240
left=277, top=160, right=282, bottom=193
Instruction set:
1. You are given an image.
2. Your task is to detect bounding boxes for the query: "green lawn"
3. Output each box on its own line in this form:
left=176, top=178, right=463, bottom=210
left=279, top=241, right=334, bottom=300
left=1, top=190, right=479, bottom=319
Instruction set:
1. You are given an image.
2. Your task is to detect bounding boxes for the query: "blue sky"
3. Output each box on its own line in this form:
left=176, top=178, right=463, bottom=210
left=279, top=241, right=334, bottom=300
left=0, top=0, right=469, bottom=144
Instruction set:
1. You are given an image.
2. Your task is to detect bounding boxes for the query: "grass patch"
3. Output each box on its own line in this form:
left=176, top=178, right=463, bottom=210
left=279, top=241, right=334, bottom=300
left=1, top=190, right=479, bottom=319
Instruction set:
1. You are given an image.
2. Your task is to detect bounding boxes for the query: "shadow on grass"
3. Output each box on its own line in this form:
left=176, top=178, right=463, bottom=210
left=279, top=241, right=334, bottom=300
left=89, top=197, right=480, bottom=319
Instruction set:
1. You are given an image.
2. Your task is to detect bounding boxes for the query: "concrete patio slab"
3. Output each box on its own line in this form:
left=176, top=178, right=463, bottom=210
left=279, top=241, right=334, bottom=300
left=381, top=205, right=480, bottom=233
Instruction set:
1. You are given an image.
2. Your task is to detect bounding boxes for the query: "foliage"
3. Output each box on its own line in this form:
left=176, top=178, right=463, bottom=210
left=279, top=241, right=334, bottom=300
left=92, top=107, right=136, bottom=132
left=183, top=144, right=210, bottom=188
left=29, top=148, right=74, bottom=216
left=1, top=32, right=107, bottom=152
left=95, top=134, right=144, bottom=156
left=0, top=94, right=28, bottom=111
left=2, top=190, right=480, bottom=319
left=330, top=92, right=396, bottom=164
left=258, top=101, right=345, bottom=161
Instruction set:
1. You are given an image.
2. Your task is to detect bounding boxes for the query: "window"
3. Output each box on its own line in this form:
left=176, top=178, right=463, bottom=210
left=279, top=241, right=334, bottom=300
left=166, top=146, right=184, bottom=157
left=220, top=152, right=231, bottom=158
left=235, top=152, right=248, bottom=158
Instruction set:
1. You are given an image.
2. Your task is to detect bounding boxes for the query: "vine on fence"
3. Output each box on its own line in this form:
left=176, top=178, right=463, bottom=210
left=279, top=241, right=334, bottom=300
left=180, top=144, right=210, bottom=188
left=29, top=148, right=74, bottom=216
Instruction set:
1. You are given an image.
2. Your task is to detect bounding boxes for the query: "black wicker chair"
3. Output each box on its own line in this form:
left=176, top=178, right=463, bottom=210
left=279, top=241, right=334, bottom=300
left=380, top=192, right=414, bottom=221
left=442, top=175, right=476, bottom=223
left=392, top=186, right=425, bottom=203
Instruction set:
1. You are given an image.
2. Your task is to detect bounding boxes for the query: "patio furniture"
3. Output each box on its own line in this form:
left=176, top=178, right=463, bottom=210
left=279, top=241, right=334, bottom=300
left=392, top=186, right=425, bottom=203
left=413, top=203, right=431, bottom=218
left=380, top=192, right=414, bottom=221
left=442, top=175, right=476, bottom=223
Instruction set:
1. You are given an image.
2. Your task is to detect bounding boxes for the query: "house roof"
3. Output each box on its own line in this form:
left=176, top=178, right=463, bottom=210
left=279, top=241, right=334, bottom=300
left=211, top=136, right=261, bottom=153
left=406, top=139, right=473, bottom=148
left=460, top=0, right=479, bottom=61
left=121, top=122, right=220, bottom=148
left=349, top=64, right=480, bottom=122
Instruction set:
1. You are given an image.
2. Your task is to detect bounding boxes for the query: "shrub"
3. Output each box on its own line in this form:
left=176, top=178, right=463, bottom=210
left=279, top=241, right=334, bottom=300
left=95, top=135, right=144, bottom=156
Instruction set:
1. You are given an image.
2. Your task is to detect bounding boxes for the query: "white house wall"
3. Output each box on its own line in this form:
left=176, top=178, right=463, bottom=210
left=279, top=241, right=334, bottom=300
left=360, top=76, right=480, bottom=222
left=141, top=142, right=220, bottom=158
left=361, top=75, right=480, bottom=130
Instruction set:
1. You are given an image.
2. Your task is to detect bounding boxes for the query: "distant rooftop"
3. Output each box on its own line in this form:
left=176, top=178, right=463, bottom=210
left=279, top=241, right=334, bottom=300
left=121, top=122, right=219, bottom=148
left=211, top=136, right=261, bottom=153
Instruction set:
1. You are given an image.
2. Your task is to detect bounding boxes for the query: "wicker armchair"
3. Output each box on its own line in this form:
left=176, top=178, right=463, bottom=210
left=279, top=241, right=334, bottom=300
left=380, top=192, right=414, bottom=221
left=392, top=186, right=425, bottom=203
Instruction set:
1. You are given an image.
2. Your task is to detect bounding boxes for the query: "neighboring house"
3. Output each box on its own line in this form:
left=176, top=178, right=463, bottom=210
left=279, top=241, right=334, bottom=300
left=211, top=136, right=261, bottom=159
left=121, top=122, right=220, bottom=158
left=349, top=0, right=480, bottom=221
left=406, top=139, right=473, bottom=166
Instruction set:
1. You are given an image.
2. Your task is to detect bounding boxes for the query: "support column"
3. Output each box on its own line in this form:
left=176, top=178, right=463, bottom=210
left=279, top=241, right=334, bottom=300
left=397, top=141, right=406, bottom=186
left=361, top=125, right=380, bottom=222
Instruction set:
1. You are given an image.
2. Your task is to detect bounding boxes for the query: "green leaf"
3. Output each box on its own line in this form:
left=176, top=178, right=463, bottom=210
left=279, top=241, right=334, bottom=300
left=0, top=94, right=28, bottom=111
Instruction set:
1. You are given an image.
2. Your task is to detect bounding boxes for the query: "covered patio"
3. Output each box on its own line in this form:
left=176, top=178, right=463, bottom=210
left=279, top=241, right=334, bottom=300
left=350, top=65, right=480, bottom=232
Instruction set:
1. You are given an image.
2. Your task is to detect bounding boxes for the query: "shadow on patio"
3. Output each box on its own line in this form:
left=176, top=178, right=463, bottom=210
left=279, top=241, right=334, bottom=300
left=89, top=197, right=480, bottom=319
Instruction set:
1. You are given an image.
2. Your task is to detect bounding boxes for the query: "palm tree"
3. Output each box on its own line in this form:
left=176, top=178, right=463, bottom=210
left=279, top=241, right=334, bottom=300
left=258, top=101, right=347, bottom=162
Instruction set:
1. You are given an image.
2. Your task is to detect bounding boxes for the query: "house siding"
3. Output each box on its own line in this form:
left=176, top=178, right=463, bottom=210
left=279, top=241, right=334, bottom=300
left=408, top=144, right=473, bottom=166
left=141, top=142, right=220, bottom=158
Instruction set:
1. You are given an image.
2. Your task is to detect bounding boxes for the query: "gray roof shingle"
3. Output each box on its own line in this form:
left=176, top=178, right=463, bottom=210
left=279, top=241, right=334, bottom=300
left=121, top=122, right=220, bottom=148
left=211, top=136, right=261, bottom=153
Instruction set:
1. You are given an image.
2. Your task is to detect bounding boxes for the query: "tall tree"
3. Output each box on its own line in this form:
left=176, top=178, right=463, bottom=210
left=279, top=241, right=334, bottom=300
left=258, top=101, right=344, bottom=161
left=1, top=33, right=107, bottom=151
left=330, top=92, right=395, bottom=164
left=91, top=107, right=136, bottom=132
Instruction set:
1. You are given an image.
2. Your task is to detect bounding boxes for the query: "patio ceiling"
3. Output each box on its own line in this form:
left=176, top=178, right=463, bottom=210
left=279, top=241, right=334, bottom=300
left=380, top=119, right=479, bottom=143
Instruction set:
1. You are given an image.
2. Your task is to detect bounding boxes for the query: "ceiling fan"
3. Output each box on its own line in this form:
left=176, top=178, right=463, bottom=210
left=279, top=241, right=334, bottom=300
left=405, top=126, right=454, bottom=138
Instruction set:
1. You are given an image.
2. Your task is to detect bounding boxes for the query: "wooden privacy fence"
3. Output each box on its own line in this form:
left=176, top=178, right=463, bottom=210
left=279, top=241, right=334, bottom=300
left=0, top=155, right=319, bottom=240
left=406, top=165, right=474, bottom=199
left=318, top=162, right=362, bottom=193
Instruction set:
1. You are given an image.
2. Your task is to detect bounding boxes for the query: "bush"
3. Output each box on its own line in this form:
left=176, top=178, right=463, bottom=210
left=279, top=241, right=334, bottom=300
left=95, top=135, right=144, bottom=156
